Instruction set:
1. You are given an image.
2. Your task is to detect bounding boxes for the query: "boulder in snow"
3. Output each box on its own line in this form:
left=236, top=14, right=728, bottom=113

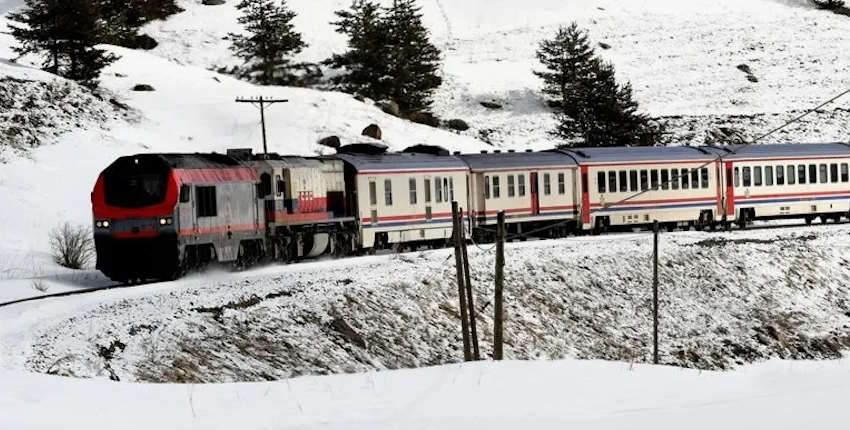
left=132, top=84, right=155, bottom=92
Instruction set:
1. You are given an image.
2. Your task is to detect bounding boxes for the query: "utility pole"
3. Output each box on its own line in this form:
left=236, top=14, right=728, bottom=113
left=235, top=96, right=288, bottom=158
left=652, top=220, right=660, bottom=365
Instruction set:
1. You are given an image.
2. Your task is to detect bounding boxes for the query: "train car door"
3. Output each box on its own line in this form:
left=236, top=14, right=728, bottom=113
left=530, top=172, right=540, bottom=215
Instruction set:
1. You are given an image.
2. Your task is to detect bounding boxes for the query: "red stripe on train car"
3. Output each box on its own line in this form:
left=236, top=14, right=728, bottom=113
left=178, top=224, right=263, bottom=236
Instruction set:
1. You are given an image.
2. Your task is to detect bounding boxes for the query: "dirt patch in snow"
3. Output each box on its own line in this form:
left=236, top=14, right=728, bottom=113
left=17, top=225, right=850, bottom=383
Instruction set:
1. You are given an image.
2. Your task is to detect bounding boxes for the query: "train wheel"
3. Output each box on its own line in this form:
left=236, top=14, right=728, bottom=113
left=805, top=216, right=813, bottom=225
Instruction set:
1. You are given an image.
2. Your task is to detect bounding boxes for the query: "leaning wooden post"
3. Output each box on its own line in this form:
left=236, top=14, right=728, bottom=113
left=652, top=220, right=660, bottom=365
left=494, top=211, right=506, bottom=360
left=460, top=209, right=480, bottom=360
left=452, top=201, right=472, bottom=361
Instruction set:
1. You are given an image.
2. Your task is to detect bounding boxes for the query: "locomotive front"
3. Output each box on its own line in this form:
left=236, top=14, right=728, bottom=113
left=91, top=154, right=181, bottom=282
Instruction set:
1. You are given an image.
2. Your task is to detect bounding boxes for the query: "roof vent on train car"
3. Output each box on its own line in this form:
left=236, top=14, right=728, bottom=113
left=525, top=149, right=533, bottom=152
left=507, top=149, right=515, bottom=153
left=480, top=150, right=487, bottom=154
left=226, top=148, right=254, bottom=161
left=337, top=142, right=389, bottom=155
left=402, top=144, right=450, bottom=156
left=494, top=150, right=502, bottom=153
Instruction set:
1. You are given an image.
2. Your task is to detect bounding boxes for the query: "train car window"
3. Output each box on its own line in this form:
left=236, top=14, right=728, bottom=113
left=560, top=173, right=568, bottom=194
left=776, top=166, right=785, bottom=185
left=483, top=176, right=490, bottom=200
left=369, top=181, right=377, bottom=206
left=449, top=177, right=454, bottom=202
left=787, top=166, right=795, bottom=185
left=409, top=178, right=418, bottom=205
left=819, top=164, right=827, bottom=184
left=259, top=173, right=272, bottom=197
left=650, top=170, right=659, bottom=190
left=544, top=173, right=552, bottom=195
left=425, top=178, right=432, bottom=202
left=493, top=176, right=501, bottom=198
left=443, top=177, right=450, bottom=202
left=597, top=172, right=606, bottom=193
left=670, top=170, right=679, bottom=190
left=640, top=170, right=649, bottom=191
left=630, top=170, right=638, bottom=191
left=690, top=169, right=699, bottom=189
left=830, top=164, right=838, bottom=183
left=276, top=175, right=285, bottom=197
left=809, top=165, right=817, bottom=184
left=384, top=179, right=393, bottom=206
left=753, top=167, right=762, bottom=186
left=435, top=177, right=443, bottom=203
left=508, top=175, right=516, bottom=197
left=660, top=170, right=669, bottom=190
left=742, top=167, right=751, bottom=187
left=765, top=166, right=773, bottom=186
left=180, top=184, right=191, bottom=203
left=842, top=164, right=849, bottom=183
left=734, top=167, right=740, bottom=187
left=195, top=186, right=217, bottom=218
left=798, top=165, right=806, bottom=184
left=681, top=169, right=690, bottom=190
left=608, top=171, right=617, bottom=194
left=618, top=171, right=626, bottom=193
left=700, top=168, right=709, bottom=188
left=518, top=175, right=526, bottom=196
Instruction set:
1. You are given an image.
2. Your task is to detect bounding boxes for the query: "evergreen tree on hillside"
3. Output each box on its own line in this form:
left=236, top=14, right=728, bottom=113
left=228, top=0, right=307, bottom=86
left=383, top=0, right=442, bottom=114
left=327, top=0, right=442, bottom=116
left=325, top=0, right=389, bottom=99
left=8, top=0, right=118, bottom=88
left=535, top=23, right=662, bottom=147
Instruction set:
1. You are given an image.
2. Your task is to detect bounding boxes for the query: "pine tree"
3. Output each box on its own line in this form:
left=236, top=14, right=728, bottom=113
left=325, top=0, right=389, bottom=99
left=535, top=23, right=662, bottom=147
left=327, top=0, right=443, bottom=115
left=8, top=0, right=118, bottom=88
left=228, top=0, right=307, bottom=86
left=383, top=0, right=442, bottom=114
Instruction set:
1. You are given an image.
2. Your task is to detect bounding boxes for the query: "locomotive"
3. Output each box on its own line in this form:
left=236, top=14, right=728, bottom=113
left=92, top=142, right=850, bottom=282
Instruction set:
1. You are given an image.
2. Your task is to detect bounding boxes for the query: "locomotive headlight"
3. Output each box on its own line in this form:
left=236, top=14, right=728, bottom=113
left=159, top=217, right=173, bottom=226
left=96, top=220, right=110, bottom=229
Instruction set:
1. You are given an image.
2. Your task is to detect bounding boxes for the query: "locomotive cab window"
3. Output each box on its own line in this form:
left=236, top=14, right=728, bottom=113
left=195, top=186, right=217, bottom=218
left=180, top=184, right=191, bottom=203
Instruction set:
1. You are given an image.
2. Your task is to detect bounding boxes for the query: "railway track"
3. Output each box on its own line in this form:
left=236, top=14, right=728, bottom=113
left=0, top=219, right=844, bottom=310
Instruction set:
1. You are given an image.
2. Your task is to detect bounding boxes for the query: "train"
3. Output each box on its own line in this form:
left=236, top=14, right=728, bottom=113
left=91, top=142, right=850, bottom=282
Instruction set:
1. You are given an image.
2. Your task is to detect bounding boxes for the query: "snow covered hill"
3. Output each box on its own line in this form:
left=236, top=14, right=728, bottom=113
left=143, top=0, right=850, bottom=146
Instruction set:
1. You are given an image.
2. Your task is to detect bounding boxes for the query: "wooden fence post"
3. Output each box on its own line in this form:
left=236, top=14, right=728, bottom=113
left=452, top=201, right=472, bottom=361
left=653, top=220, right=660, bottom=365
left=460, top=211, right=480, bottom=360
left=494, top=211, right=506, bottom=360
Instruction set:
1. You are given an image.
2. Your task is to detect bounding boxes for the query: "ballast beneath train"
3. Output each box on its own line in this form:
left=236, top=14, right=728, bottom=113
left=92, top=142, right=850, bottom=282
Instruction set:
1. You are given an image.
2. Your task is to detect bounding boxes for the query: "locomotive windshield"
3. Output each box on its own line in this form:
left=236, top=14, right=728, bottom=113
left=104, top=155, right=170, bottom=208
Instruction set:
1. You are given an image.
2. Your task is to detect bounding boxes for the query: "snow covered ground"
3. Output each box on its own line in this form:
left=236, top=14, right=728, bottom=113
left=2, top=224, right=849, bottom=383
left=2, top=358, right=850, bottom=430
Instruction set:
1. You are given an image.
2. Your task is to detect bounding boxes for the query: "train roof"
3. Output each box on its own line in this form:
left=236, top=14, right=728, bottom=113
left=707, top=143, right=850, bottom=160
left=458, top=151, right=576, bottom=171
left=557, top=146, right=717, bottom=164
left=335, top=152, right=468, bottom=172
left=139, top=153, right=243, bottom=169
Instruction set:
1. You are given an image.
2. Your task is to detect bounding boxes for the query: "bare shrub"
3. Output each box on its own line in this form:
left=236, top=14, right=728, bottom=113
left=49, top=223, right=94, bottom=270
left=31, top=278, right=48, bottom=292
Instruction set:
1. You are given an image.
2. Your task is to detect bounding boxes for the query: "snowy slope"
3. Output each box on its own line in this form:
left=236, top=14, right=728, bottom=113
left=144, top=0, right=850, bottom=146
left=2, top=358, right=850, bottom=430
